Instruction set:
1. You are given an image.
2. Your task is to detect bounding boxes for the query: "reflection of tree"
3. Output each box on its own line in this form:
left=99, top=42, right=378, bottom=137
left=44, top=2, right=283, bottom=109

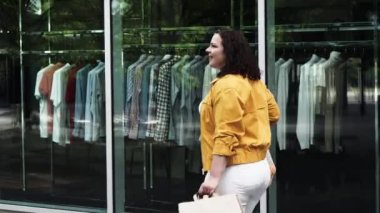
left=51, top=0, right=103, bottom=30
left=0, top=1, right=18, bottom=32
left=0, top=1, right=19, bottom=50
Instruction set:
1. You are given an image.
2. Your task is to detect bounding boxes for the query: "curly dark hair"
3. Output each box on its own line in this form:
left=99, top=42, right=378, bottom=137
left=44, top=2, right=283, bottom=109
left=216, top=30, right=261, bottom=80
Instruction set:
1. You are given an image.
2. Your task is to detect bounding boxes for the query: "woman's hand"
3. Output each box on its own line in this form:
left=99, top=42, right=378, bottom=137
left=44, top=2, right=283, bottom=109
left=269, top=163, right=276, bottom=178
left=268, top=163, right=276, bottom=186
left=198, top=175, right=220, bottom=196
left=198, top=155, right=227, bottom=196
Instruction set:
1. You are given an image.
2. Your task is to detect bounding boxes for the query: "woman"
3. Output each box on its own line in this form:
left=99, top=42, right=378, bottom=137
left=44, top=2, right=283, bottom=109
left=198, top=30, right=280, bottom=212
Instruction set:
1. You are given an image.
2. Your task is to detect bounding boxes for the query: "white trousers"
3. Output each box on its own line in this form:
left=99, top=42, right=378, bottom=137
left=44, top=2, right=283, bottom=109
left=205, top=160, right=271, bottom=213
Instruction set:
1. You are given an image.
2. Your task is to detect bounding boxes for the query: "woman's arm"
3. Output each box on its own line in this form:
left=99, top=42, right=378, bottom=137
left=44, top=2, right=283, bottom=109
left=198, top=155, right=227, bottom=196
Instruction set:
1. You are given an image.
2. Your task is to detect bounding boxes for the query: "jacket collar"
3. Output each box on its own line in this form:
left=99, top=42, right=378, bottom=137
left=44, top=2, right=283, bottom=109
left=210, top=78, right=219, bottom=85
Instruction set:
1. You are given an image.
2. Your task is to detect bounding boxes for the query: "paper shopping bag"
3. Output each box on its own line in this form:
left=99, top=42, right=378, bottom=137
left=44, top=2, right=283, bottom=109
left=178, top=194, right=243, bottom=213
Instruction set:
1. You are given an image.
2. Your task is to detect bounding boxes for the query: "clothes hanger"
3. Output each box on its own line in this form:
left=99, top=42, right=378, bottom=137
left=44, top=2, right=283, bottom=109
left=290, top=46, right=296, bottom=60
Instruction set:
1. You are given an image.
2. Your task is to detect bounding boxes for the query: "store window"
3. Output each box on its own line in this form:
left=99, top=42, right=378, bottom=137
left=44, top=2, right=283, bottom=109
left=110, top=0, right=259, bottom=212
left=0, top=0, right=22, bottom=205
left=0, top=0, right=106, bottom=211
left=267, top=0, right=379, bottom=212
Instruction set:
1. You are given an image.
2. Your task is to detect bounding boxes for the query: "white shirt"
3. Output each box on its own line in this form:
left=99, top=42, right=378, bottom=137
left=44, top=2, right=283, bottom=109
left=273, top=58, right=286, bottom=98
left=276, top=59, right=294, bottom=150
left=35, top=64, right=54, bottom=138
left=50, top=63, right=72, bottom=145
left=296, top=54, right=320, bottom=149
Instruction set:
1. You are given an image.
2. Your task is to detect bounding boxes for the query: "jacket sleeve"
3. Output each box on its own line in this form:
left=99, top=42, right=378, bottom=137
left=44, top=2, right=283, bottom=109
left=266, top=89, right=280, bottom=124
left=212, top=88, right=244, bottom=156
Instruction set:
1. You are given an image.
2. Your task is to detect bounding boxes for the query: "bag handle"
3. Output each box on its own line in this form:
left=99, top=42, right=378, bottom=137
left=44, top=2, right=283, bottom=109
left=193, top=193, right=219, bottom=201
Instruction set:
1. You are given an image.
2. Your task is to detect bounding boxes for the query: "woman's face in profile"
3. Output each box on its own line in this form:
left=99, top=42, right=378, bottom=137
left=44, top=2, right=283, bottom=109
left=206, top=33, right=226, bottom=69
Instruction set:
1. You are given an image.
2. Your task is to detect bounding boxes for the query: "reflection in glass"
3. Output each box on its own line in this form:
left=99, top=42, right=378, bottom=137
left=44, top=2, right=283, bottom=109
left=268, top=0, right=378, bottom=212
left=115, top=0, right=259, bottom=212
left=0, top=0, right=107, bottom=210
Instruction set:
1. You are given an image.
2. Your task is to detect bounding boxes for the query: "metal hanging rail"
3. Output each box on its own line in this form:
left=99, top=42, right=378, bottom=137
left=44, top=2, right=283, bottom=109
left=123, top=26, right=230, bottom=32
left=123, top=42, right=257, bottom=49
left=275, top=40, right=375, bottom=47
left=123, top=43, right=209, bottom=49
left=22, top=29, right=104, bottom=36
left=21, top=26, right=231, bottom=37
left=0, top=49, right=19, bottom=55
left=17, top=22, right=380, bottom=37
left=242, top=22, right=379, bottom=32
left=21, top=50, right=105, bottom=55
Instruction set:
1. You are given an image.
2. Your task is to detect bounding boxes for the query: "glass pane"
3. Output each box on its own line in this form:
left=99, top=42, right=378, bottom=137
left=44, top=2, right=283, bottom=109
left=267, top=0, right=378, bottom=212
left=112, top=0, right=258, bottom=212
left=0, top=0, right=106, bottom=210
left=242, top=0, right=257, bottom=26
left=0, top=55, right=22, bottom=195
left=0, top=0, right=23, bottom=202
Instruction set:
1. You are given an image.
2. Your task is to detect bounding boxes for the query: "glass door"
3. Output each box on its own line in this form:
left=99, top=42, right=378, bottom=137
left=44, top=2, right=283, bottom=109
left=266, top=0, right=379, bottom=212
left=111, top=0, right=259, bottom=212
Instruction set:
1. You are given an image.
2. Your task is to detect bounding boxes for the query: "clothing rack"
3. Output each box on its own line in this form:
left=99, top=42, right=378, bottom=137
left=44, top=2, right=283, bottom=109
left=275, top=40, right=374, bottom=48
left=31, top=57, right=105, bottom=194
left=17, top=0, right=106, bottom=197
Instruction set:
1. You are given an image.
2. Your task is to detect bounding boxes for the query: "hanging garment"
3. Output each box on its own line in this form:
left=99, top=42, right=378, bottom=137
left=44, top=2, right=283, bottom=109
left=39, top=62, right=64, bottom=135
left=345, top=58, right=362, bottom=105
left=35, top=64, right=54, bottom=138
left=146, top=54, right=172, bottom=138
left=296, top=54, right=320, bottom=149
left=276, top=59, right=294, bottom=150
left=188, top=56, right=208, bottom=147
left=318, top=51, right=344, bottom=153
left=138, top=55, right=162, bottom=139
left=179, top=55, right=202, bottom=146
left=202, top=64, right=219, bottom=99
left=128, top=55, right=155, bottom=139
left=50, top=63, right=73, bottom=145
left=84, top=62, right=105, bottom=142
left=91, top=66, right=106, bottom=142
left=154, top=56, right=181, bottom=142
left=124, top=54, right=147, bottom=136
left=72, top=64, right=92, bottom=138
left=169, top=55, right=192, bottom=142
left=65, top=64, right=84, bottom=142
left=309, top=58, right=326, bottom=146
left=273, top=58, right=286, bottom=98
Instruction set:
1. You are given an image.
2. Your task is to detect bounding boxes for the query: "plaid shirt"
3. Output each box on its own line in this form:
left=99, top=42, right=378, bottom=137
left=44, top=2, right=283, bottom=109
left=154, top=56, right=181, bottom=142
left=146, top=56, right=172, bottom=138
left=124, top=55, right=147, bottom=136
left=129, top=56, right=155, bottom=139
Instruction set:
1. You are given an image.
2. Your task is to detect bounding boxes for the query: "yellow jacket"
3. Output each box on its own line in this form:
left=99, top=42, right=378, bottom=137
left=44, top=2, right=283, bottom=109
left=200, top=74, right=280, bottom=171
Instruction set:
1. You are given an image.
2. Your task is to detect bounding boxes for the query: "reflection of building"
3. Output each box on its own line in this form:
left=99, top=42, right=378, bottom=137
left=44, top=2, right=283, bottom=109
left=0, top=0, right=378, bottom=213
